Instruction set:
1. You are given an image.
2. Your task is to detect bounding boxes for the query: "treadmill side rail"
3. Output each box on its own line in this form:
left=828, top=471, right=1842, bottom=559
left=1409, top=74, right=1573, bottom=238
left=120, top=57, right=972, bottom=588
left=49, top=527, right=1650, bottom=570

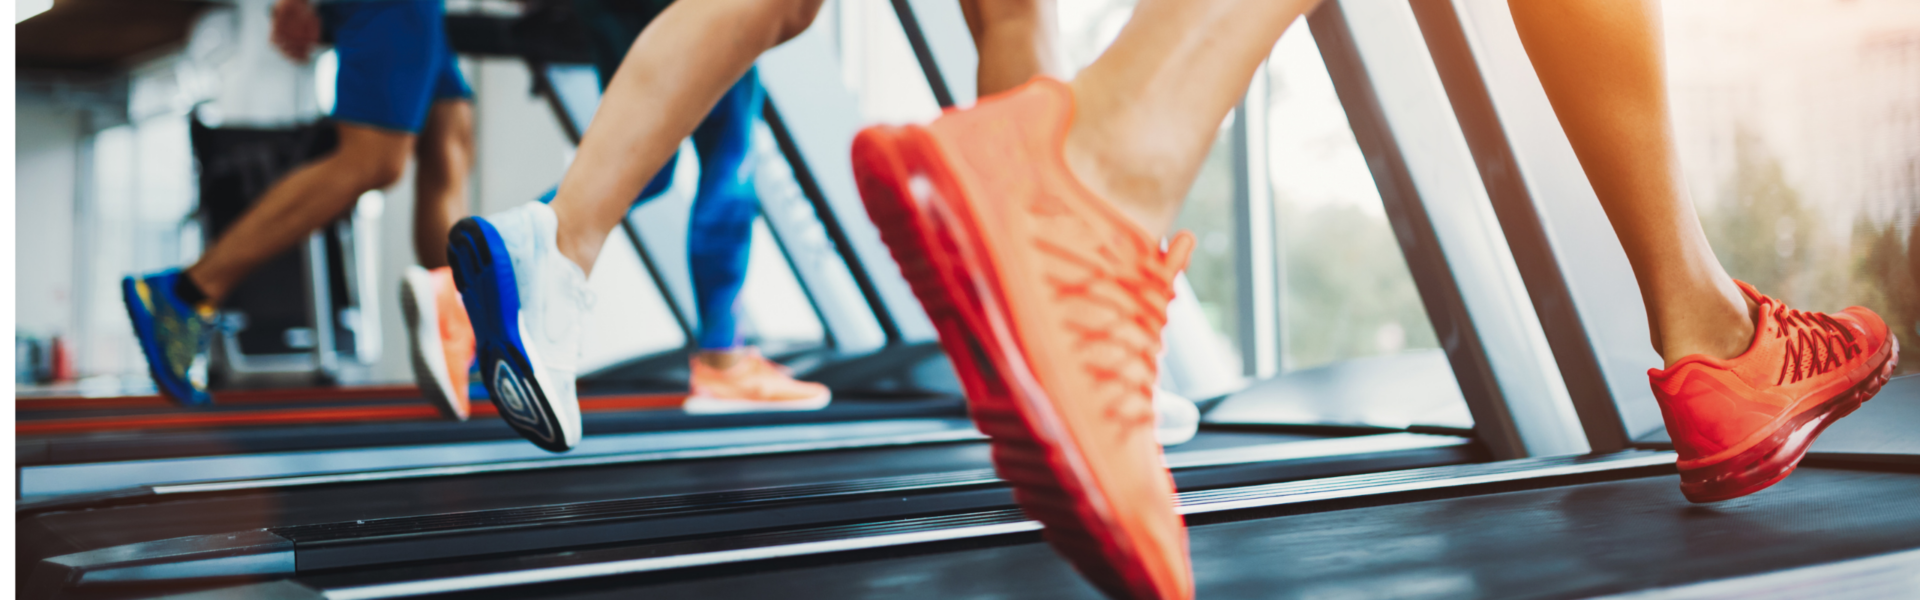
left=26, top=529, right=294, bottom=599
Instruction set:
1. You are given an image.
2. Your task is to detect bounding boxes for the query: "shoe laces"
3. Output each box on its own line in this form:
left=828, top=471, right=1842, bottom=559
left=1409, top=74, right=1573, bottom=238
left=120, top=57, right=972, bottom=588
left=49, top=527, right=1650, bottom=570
left=1771, top=302, right=1861, bottom=385
left=158, top=297, right=213, bottom=382
left=1035, top=230, right=1195, bottom=436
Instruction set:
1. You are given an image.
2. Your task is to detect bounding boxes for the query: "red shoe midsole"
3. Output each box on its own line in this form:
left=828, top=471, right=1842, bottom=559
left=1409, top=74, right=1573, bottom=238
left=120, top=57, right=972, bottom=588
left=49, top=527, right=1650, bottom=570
left=1679, top=340, right=1898, bottom=501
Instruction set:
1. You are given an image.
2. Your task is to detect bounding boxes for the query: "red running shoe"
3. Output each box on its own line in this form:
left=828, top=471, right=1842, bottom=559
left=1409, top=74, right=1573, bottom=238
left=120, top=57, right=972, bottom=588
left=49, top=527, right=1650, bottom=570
left=853, top=78, right=1195, bottom=600
left=1651, top=280, right=1899, bottom=503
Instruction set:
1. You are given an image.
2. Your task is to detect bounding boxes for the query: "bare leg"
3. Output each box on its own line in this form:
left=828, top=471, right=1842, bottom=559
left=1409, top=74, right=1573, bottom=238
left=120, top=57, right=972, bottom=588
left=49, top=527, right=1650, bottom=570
left=548, top=0, right=824, bottom=275
left=1062, top=0, right=1321, bottom=237
left=1510, top=0, right=1754, bottom=366
left=959, top=0, right=1065, bottom=96
left=187, top=124, right=414, bottom=302
left=413, top=100, right=476, bottom=269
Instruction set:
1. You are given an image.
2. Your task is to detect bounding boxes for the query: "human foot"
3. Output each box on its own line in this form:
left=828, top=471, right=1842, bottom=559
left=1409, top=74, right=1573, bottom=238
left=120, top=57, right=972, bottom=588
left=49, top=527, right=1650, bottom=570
left=403, top=266, right=476, bottom=421
left=448, top=202, right=590, bottom=452
left=1651, top=280, right=1898, bottom=503
left=684, top=348, right=832, bottom=414
left=854, top=77, right=1195, bottom=600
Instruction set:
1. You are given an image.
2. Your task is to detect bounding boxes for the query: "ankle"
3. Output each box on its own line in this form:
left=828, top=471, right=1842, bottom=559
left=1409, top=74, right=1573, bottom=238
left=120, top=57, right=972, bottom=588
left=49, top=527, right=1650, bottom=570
left=179, top=268, right=223, bottom=308
left=551, top=223, right=601, bottom=276
left=1060, top=124, right=1186, bottom=238
left=1655, top=290, right=1759, bottom=367
left=696, top=348, right=746, bottom=370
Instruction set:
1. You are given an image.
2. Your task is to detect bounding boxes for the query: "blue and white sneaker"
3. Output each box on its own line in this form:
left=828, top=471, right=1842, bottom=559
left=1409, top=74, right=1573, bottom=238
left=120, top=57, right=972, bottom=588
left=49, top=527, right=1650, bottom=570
left=122, top=270, right=215, bottom=406
left=448, top=202, right=591, bottom=452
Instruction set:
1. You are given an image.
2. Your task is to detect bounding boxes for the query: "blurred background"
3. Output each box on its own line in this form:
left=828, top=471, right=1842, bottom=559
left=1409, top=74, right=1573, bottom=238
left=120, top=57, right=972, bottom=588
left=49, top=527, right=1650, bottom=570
left=14, top=0, right=1919, bottom=392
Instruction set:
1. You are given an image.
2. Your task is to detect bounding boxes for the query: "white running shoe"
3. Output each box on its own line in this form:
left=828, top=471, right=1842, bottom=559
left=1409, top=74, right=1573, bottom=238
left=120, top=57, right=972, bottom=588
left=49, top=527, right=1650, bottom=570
left=1154, top=387, right=1200, bottom=447
left=401, top=265, right=475, bottom=421
left=447, top=201, right=592, bottom=452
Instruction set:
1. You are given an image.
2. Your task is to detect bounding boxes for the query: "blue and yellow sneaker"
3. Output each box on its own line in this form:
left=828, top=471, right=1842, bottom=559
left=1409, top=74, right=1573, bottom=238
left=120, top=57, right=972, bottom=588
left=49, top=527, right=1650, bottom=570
left=448, top=201, right=589, bottom=452
left=122, top=270, right=215, bottom=405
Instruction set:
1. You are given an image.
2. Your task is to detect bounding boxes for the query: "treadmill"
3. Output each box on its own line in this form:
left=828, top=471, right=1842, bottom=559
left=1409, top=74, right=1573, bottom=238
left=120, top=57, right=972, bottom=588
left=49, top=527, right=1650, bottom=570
left=19, top=1, right=1919, bottom=598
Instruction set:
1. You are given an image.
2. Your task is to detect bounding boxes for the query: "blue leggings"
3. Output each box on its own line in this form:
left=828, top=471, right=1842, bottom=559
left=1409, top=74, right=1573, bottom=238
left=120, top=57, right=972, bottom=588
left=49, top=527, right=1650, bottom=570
left=541, top=71, right=764, bottom=351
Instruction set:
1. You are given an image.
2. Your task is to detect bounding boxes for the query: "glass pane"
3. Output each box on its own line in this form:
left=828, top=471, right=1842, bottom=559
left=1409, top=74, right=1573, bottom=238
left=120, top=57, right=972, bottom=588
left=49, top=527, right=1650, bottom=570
left=1266, top=18, right=1438, bottom=372
left=1664, top=0, right=1919, bottom=375
left=738, top=219, right=830, bottom=353
left=1170, top=129, right=1245, bottom=367
left=837, top=0, right=943, bottom=123
left=580, top=229, right=687, bottom=374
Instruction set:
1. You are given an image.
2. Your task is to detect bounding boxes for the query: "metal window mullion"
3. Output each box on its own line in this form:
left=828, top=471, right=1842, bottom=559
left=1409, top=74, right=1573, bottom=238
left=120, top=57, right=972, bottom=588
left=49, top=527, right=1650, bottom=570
left=1233, top=66, right=1281, bottom=379
left=305, top=232, right=339, bottom=379
left=1307, top=0, right=1586, bottom=459
left=889, top=0, right=979, bottom=108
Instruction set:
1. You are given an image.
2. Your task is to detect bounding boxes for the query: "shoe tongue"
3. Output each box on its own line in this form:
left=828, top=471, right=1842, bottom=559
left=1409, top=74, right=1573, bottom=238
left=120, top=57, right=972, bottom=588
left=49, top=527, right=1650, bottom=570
left=1163, top=232, right=1196, bottom=276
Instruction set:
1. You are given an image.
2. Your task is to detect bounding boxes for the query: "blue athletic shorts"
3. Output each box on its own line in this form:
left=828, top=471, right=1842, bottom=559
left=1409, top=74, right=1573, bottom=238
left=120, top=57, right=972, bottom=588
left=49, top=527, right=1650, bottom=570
left=322, top=0, right=472, bottom=133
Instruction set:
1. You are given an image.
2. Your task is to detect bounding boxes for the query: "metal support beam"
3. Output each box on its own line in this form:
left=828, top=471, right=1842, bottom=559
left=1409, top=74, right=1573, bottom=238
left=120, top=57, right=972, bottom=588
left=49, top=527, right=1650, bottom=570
left=1408, top=0, right=1635, bottom=451
left=1308, top=0, right=1586, bottom=459
left=1413, top=0, right=1668, bottom=445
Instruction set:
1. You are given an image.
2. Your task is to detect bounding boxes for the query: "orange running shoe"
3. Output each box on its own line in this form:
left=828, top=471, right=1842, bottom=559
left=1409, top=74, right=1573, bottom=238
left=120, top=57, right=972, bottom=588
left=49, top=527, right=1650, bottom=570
left=684, top=348, right=832, bottom=414
left=853, top=78, right=1195, bottom=600
left=403, top=266, right=476, bottom=420
left=1651, top=280, right=1898, bottom=503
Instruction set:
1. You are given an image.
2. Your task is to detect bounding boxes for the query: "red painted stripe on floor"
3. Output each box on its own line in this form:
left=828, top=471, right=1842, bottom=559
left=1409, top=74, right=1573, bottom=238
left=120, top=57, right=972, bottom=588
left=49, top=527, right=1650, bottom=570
left=16, top=393, right=689, bottom=436
left=16, top=384, right=426, bottom=411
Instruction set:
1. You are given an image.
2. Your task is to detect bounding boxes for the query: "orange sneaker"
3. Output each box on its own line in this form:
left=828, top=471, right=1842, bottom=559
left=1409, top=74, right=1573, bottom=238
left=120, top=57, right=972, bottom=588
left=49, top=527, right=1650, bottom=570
left=684, top=348, right=832, bottom=414
left=403, top=266, right=476, bottom=421
left=1652, top=280, right=1899, bottom=503
left=853, top=78, right=1194, bottom=600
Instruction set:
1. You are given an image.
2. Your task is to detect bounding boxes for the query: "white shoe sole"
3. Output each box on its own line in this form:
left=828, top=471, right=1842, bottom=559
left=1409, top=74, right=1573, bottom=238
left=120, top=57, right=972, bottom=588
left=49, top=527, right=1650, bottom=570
left=682, top=391, right=833, bottom=415
left=402, top=267, right=467, bottom=421
left=1155, top=388, right=1200, bottom=447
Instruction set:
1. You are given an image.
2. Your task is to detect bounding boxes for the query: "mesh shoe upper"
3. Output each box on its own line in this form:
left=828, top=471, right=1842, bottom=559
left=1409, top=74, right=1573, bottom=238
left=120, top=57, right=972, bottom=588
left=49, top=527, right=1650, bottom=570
left=463, top=201, right=593, bottom=450
left=123, top=270, right=215, bottom=405
left=1650, top=280, right=1895, bottom=468
left=914, top=78, right=1197, bottom=600
left=689, top=348, right=831, bottom=403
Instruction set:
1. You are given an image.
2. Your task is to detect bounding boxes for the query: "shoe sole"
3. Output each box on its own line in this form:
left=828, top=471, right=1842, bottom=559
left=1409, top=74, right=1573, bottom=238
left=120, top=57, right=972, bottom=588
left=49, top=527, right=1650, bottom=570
left=854, top=125, right=1187, bottom=600
left=401, top=270, right=469, bottom=421
left=121, top=277, right=209, bottom=406
left=682, top=392, right=833, bottom=415
left=448, top=217, right=572, bottom=452
left=1679, top=336, right=1900, bottom=503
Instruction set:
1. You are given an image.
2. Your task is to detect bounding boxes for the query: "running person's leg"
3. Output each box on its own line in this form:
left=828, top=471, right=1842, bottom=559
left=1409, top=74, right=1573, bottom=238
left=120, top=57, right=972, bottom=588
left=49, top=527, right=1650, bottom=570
left=678, top=70, right=834, bottom=414
left=1509, top=0, right=1897, bottom=502
left=126, top=0, right=447, bottom=405
left=959, top=0, right=1066, bottom=96
left=451, top=0, right=828, bottom=450
left=413, top=100, right=474, bottom=270
left=403, top=30, right=481, bottom=421
left=547, top=0, right=825, bottom=275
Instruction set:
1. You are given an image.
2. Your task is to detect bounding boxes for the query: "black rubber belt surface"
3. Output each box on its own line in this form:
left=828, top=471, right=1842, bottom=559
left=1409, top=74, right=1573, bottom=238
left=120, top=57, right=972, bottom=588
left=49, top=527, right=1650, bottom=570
left=480, top=466, right=1920, bottom=600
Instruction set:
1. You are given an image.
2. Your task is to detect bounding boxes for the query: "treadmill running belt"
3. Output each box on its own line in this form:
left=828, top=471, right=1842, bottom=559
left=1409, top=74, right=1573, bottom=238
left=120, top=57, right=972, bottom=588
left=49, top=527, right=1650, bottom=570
left=516, top=466, right=1920, bottom=599
left=22, top=431, right=1324, bottom=557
